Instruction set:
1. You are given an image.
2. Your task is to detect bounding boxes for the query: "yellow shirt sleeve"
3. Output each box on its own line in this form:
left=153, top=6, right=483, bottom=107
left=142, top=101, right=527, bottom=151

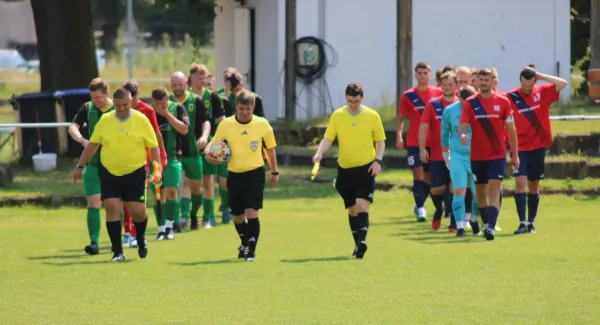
left=139, top=113, right=158, bottom=148
left=323, top=113, right=337, bottom=141
left=89, top=118, right=105, bottom=144
left=262, top=120, right=276, bottom=149
left=372, top=112, right=386, bottom=142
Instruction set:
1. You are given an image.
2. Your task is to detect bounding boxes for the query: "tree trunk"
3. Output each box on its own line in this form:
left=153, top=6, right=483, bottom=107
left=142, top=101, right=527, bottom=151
left=591, top=0, right=600, bottom=69
left=396, top=0, right=412, bottom=111
left=30, top=0, right=98, bottom=92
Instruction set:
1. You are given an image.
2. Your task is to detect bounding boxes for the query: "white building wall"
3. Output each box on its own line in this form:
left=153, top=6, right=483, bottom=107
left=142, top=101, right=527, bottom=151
left=0, top=0, right=37, bottom=48
left=413, top=0, right=571, bottom=101
left=215, top=0, right=571, bottom=120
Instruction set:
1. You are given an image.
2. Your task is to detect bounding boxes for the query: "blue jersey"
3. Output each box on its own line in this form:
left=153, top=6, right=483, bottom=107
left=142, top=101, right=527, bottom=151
left=441, top=101, right=471, bottom=156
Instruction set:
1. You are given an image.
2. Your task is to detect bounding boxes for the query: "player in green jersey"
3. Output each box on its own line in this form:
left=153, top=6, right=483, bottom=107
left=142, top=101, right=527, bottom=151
left=169, top=71, right=211, bottom=231
left=226, top=71, right=265, bottom=118
left=151, top=87, right=190, bottom=240
left=216, top=67, right=238, bottom=96
left=68, top=78, right=114, bottom=255
left=189, top=64, right=226, bottom=228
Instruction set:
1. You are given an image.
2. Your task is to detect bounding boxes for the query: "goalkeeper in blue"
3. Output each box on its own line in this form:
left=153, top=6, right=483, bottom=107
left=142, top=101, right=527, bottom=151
left=440, top=85, right=481, bottom=236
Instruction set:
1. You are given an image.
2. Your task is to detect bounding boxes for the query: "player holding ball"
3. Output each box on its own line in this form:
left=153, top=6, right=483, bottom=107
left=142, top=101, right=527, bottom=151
left=204, top=90, right=279, bottom=261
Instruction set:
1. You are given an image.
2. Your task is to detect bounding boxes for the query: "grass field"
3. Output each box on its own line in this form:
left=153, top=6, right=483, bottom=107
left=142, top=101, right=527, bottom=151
left=0, top=165, right=599, bottom=324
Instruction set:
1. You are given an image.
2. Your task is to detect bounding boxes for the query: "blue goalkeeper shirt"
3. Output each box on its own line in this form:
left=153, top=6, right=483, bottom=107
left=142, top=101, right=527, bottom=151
left=441, top=101, right=471, bottom=156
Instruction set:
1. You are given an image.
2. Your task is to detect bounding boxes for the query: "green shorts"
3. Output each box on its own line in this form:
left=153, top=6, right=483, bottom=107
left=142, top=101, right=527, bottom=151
left=181, top=156, right=203, bottom=180
left=217, top=163, right=228, bottom=178
left=162, top=159, right=182, bottom=189
left=202, top=156, right=217, bottom=176
left=83, top=164, right=101, bottom=196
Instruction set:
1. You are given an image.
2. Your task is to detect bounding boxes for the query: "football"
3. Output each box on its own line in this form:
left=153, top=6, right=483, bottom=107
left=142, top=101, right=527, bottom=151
left=209, top=141, right=232, bottom=163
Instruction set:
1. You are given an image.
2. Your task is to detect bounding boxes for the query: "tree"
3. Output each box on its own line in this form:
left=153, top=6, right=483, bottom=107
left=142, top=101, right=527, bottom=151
left=591, top=0, right=600, bottom=69
left=30, top=0, right=98, bottom=92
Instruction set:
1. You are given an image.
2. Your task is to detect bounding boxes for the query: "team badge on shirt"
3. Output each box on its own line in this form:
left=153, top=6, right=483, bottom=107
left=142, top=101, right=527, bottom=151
left=250, top=141, right=258, bottom=152
left=188, top=104, right=195, bottom=112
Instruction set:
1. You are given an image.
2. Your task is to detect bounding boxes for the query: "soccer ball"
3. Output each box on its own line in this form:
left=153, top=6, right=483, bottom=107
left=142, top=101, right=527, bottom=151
left=209, top=141, right=231, bottom=163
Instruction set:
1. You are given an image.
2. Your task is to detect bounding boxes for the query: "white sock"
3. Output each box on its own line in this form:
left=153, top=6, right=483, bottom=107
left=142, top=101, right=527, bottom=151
left=418, top=207, right=426, bottom=215
left=483, top=223, right=489, bottom=230
left=158, top=225, right=166, bottom=233
left=166, top=220, right=174, bottom=229
left=456, top=221, right=465, bottom=229
left=465, top=212, right=472, bottom=221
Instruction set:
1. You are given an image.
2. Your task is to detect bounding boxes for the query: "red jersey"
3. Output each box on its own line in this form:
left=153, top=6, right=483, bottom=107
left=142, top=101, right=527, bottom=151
left=460, top=92, right=513, bottom=161
left=134, top=101, right=160, bottom=162
left=399, top=86, right=443, bottom=147
left=506, top=84, right=559, bottom=151
left=421, top=96, right=457, bottom=161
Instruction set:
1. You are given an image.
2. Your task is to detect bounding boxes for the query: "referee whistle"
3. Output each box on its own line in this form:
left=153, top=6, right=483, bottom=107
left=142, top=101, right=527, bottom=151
left=311, top=162, right=320, bottom=181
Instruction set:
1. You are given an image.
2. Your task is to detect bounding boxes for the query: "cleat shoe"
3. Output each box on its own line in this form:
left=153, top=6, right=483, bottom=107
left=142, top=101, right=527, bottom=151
left=179, top=218, right=188, bottom=229
left=222, top=209, right=232, bottom=225
left=122, top=233, right=131, bottom=246
left=484, top=229, right=495, bottom=241
left=416, top=208, right=427, bottom=223
left=456, top=228, right=465, bottom=237
left=165, top=228, right=175, bottom=240
left=190, top=222, right=200, bottom=230
left=173, top=223, right=182, bottom=233
left=84, top=242, right=99, bottom=255
left=431, top=210, right=443, bottom=231
left=203, top=221, right=212, bottom=229
left=513, top=224, right=528, bottom=235
left=465, top=222, right=472, bottom=229
left=156, top=232, right=166, bottom=240
left=129, top=236, right=138, bottom=248
left=209, top=217, right=216, bottom=227
left=245, top=251, right=256, bottom=261
left=355, top=241, right=368, bottom=259
left=111, top=253, right=125, bottom=262
left=237, top=245, right=246, bottom=259
left=448, top=227, right=457, bottom=233
left=470, top=221, right=480, bottom=235
left=528, top=223, right=536, bottom=234
left=137, top=237, right=148, bottom=259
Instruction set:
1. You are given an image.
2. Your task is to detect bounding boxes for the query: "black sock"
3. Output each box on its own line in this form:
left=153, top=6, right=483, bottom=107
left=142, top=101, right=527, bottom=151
left=356, top=212, right=369, bottom=243
left=106, top=220, right=122, bottom=255
left=234, top=221, right=248, bottom=245
left=465, top=189, right=473, bottom=213
left=444, top=188, right=453, bottom=216
left=423, top=183, right=431, bottom=201
left=479, top=206, right=489, bottom=225
left=246, top=218, right=261, bottom=253
left=431, top=194, right=444, bottom=216
left=349, top=215, right=359, bottom=245
left=133, top=217, right=148, bottom=240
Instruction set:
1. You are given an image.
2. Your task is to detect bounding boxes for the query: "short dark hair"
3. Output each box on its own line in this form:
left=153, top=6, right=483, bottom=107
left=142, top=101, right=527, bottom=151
left=440, top=71, right=458, bottom=83
left=113, top=88, right=131, bottom=99
left=520, top=64, right=537, bottom=80
left=477, top=68, right=495, bottom=78
left=89, top=78, right=109, bottom=93
left=442, top=65, right=455, bottom=73
left=435, top=68, right=444, bottom=81
left=345, top=82, right=364, bottom=97
left=122, top=80, right=139, bottom=97
left=151, top=87, right=169, bottom=100
left=458, top=85, right=476, bottom=100
left=236, top=90, right=255, bottom=106
left=414, top=62, right=431, bottom=72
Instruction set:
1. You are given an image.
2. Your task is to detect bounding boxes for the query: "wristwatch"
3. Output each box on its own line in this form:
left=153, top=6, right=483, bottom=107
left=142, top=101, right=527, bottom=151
left=271, top=171, right=279, bottom=176
left=75, top=163, right=85, bottom=169
left=374, top=159, right=383, bottom=166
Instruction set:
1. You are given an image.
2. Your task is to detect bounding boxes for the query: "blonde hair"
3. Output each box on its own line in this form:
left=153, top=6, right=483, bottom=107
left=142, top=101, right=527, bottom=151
left=190, top=63, right=209, bottom=76
left=455, top=66, right=471, bottom=75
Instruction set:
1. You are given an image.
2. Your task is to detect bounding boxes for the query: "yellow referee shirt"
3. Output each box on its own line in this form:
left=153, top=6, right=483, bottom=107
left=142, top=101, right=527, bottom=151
left=90, top=110, right=158, bottom=176
left=209, top=115, right=276, bottom=173
left=324, top=105, right=386, bottom=169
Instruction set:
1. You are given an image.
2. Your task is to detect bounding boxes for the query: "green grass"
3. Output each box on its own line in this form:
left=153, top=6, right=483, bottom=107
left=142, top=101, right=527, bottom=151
left=1, top=176, right=599, bottom=323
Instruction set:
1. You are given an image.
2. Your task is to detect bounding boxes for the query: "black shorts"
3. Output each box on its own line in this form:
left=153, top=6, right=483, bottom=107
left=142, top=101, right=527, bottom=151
left=227, top=166, right=265, bottom=216
left=406, top=146, right=430, bottom=172
left=99, top=164, right=147, bottom=202
left=513, top=148, right=546, bottom=181
left=335, top=163, right=375, bottom=209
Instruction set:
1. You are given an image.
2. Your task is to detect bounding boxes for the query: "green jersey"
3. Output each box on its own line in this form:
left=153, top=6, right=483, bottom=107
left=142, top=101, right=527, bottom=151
left=196, top=88, right=225, bottom=136
left=156, top=101, right=189, bottom=159
left=217, top=88, right=225, bottom=95
left=72, top=101, right=114, bottom=165
left=169, top=92, right=209, bottom=157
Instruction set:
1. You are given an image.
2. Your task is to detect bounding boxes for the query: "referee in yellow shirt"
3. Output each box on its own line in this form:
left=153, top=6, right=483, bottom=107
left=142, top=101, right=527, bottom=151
left=73, top=88, right=161, bottom=262
left=205, top=90, right=279, bottom=262
left=313, top=83, right=386, bottom=259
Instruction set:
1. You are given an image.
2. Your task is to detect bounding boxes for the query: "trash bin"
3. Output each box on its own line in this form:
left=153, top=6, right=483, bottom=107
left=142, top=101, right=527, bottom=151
left=10, top=92, right=58, bottom=166
left=54, top=88, right=90, bottom=157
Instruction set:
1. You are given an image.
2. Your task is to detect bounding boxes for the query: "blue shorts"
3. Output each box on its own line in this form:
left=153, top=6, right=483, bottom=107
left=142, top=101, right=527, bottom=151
left=513, top=148, right=545, bottom=181
left=406, top=146, right=430, bottom=172
left=449, top=152, right=475, bottom=189
left=471, top=158, right=506, bottom=185
left=430, top=161, right=450, bottom=187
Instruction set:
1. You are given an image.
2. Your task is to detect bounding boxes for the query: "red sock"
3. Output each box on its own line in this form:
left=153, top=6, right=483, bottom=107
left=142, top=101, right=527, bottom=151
left=123, top=207, right=133, bottom=234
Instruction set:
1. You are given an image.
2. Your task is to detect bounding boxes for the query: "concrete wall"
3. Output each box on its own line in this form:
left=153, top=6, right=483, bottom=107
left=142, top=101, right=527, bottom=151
left=0, top=0, right=37, bottom=48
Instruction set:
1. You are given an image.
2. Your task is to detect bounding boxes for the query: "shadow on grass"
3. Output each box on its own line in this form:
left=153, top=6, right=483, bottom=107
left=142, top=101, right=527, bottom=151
left=41, top=259, right=134, bottom=266
left=171, top=259, right=243, bottom=266
left=27, top=253, right=111, bottom=260
left=60, top=246, right=113, bottom=253
left=280, top=255, right=353, bottom=263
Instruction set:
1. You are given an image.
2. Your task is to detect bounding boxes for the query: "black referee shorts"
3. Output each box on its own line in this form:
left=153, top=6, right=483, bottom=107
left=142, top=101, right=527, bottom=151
left=227, top=166, right=266, bottom=216
left=99, top=164, right=147, bottom=203
left=335, top=163, right=375, bottom=209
